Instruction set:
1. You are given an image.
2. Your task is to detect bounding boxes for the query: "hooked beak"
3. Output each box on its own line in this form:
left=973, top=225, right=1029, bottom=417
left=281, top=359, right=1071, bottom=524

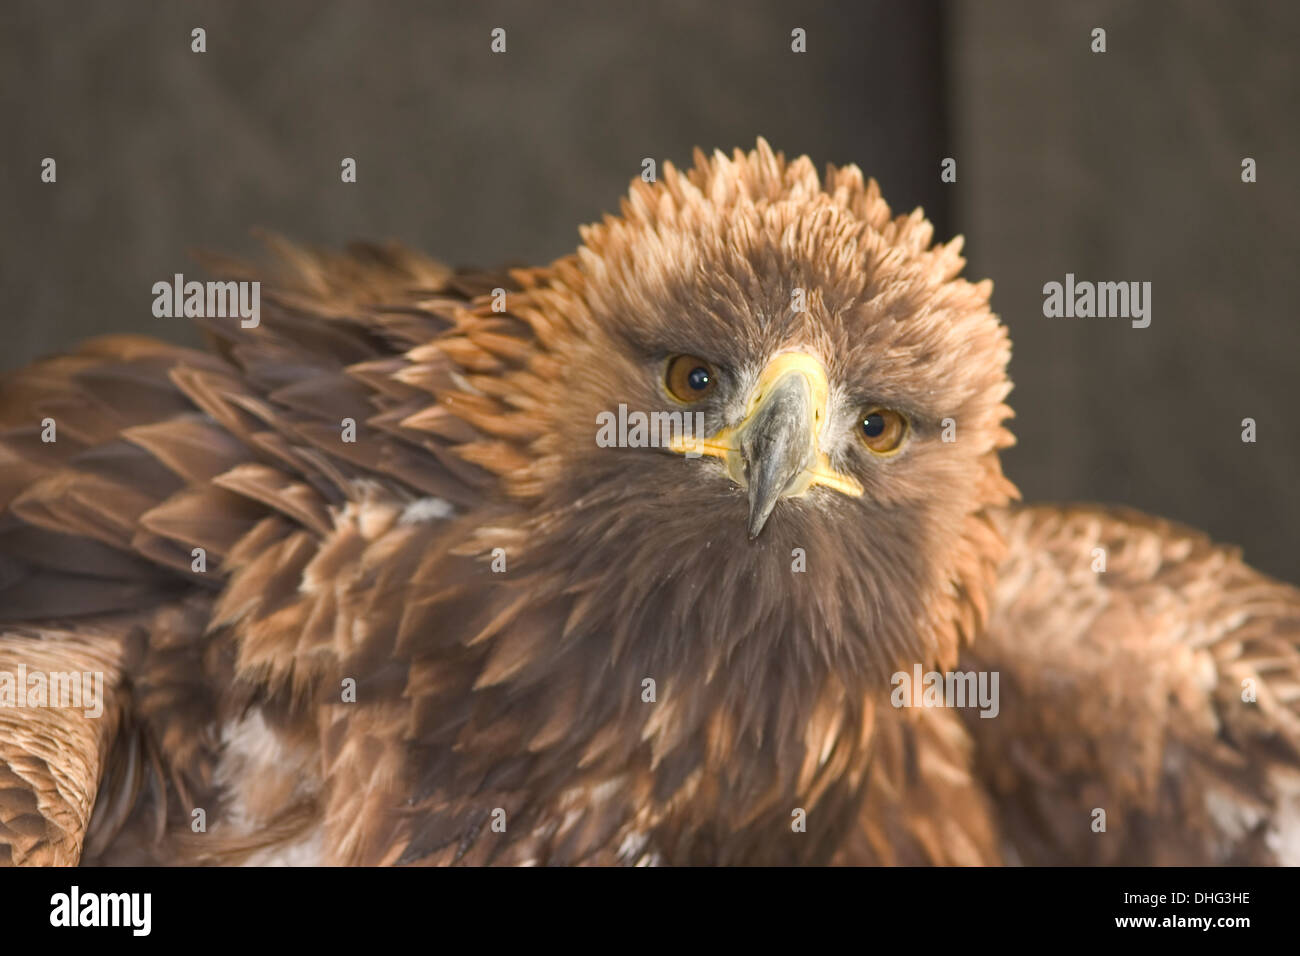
left=740, top=369, right=818, bottom=537
left=671, top=352, right=862, bottom=537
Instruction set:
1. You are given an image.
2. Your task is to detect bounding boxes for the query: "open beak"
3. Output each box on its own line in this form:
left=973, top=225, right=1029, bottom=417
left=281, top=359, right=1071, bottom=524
left=671, top=352, right=863, bottom=537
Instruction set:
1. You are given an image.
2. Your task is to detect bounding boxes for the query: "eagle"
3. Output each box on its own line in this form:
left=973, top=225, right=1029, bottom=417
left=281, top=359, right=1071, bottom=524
left=2, top=140, right=1298, bottom=866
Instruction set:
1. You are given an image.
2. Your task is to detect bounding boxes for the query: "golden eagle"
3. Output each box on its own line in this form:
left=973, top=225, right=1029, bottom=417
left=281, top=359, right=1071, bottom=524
left=2, top=141, right=1297, bottom=866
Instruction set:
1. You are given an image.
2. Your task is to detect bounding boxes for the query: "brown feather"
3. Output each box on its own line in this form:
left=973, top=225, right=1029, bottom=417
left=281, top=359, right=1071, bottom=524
left=0, top=141, right=1296, bottom=869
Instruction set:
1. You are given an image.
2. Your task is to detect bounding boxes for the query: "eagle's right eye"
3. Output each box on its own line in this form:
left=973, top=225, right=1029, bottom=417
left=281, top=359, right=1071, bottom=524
left=665, top=354, right=718, bottom=402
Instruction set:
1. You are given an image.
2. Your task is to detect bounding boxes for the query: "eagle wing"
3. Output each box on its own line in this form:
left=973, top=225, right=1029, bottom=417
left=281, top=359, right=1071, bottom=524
left=960, top=503, right=1300, bottom=864
left=0, top=239, right=520, bottom=864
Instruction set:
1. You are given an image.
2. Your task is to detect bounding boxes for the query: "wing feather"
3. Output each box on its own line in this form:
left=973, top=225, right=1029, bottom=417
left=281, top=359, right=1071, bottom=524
left=962, top=504, right=1300, bottom=864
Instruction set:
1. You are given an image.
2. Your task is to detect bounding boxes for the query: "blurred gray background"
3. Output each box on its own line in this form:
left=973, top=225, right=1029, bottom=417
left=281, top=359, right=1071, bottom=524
left=1, top=0, right=1296, bottom=580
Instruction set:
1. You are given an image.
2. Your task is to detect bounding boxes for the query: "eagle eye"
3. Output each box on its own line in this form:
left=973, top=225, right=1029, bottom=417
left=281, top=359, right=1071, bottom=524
left=859, top=408, right=908, bottom=455
left=665, top=354, right=718, bottom=402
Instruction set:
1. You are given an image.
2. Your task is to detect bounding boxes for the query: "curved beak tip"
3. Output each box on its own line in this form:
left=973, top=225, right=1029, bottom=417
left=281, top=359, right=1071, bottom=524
left=747, top=501, right=774, bottom=539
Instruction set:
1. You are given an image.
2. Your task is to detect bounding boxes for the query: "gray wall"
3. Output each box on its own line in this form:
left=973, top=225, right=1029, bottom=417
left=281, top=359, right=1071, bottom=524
left=2, top=0, right=1296, bottom=580
left=1, top=0, right=945, bottom=356
left=951, top=0, right=1298, bottom=581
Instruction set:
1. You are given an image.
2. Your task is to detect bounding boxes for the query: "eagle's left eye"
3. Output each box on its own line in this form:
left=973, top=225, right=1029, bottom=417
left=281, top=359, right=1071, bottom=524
left=665, top=354, right=718, bottom=402
left=859, top=407, right=908, bottom=455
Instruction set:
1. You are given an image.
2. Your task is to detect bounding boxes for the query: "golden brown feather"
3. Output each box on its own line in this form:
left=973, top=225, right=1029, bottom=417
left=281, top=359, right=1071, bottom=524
left=0, top=141, right=1296, bottom=866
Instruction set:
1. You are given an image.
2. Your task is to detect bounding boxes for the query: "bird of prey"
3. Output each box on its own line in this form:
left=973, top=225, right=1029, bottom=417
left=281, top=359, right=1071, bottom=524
left=1, top=140, right=1298, bottom=866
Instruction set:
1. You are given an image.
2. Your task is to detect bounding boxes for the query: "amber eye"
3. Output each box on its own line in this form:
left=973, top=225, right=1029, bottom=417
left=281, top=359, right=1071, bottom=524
left=665, top=354, right=718, bottom=402
left=859, top=407, right=908, bottom=455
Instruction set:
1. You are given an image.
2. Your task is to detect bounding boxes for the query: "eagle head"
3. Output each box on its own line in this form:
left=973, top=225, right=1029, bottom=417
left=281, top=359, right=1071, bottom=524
left=462, top=140, right=1017, bottom=695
